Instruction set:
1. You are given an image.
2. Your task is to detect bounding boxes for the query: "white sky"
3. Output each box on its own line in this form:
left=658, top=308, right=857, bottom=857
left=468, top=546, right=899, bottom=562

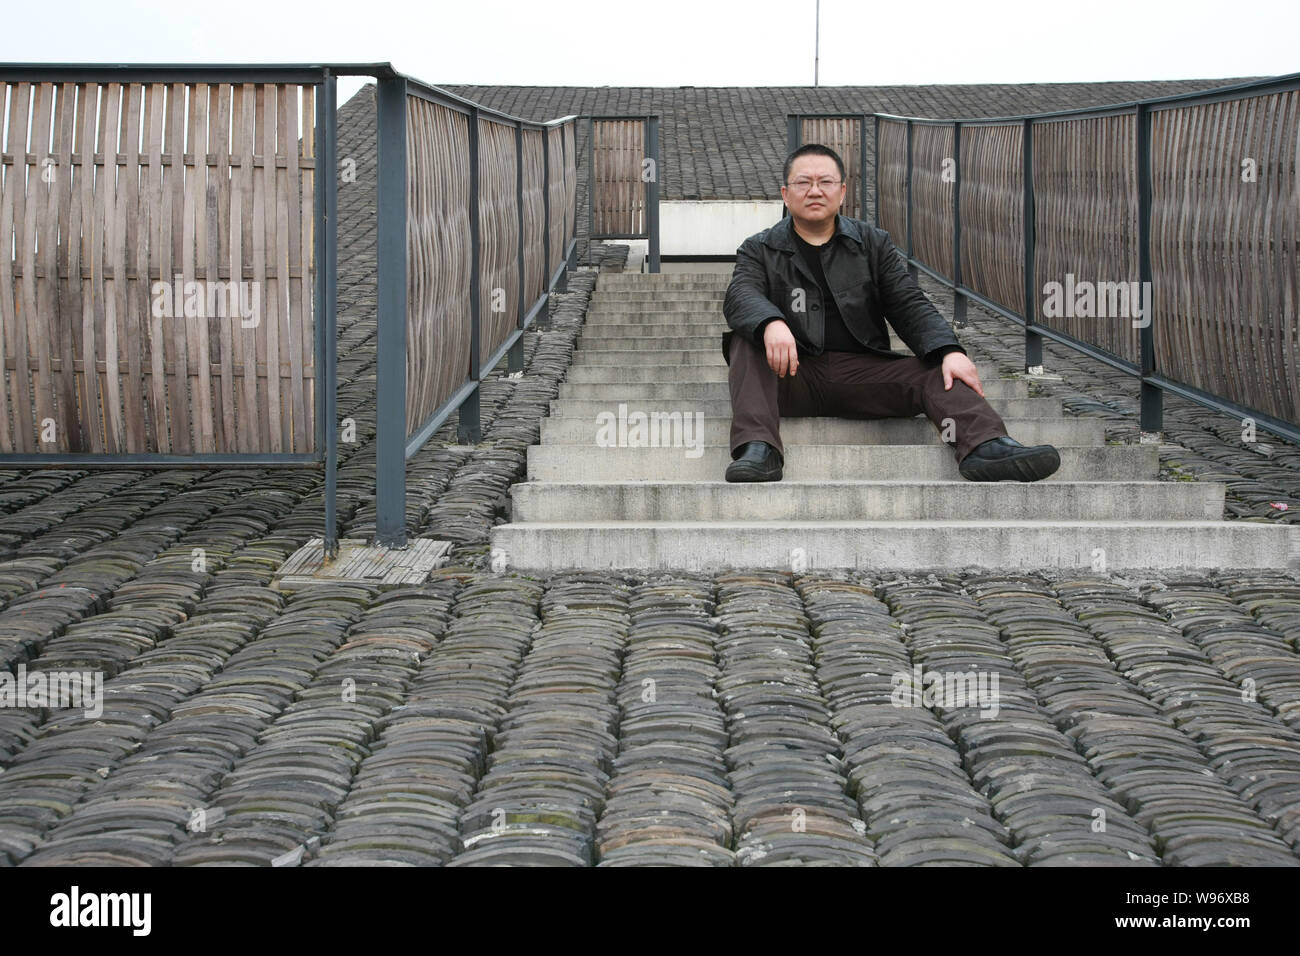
left=3, top=0, right=1295, bottom=107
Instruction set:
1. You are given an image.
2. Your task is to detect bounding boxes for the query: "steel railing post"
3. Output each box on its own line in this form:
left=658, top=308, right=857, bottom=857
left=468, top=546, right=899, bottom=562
left=459, top=105, right=482, bottom=443
left=952, top=121, right=966, bottom=329
left=375, top=73, right=408, bottom=548
left=1136, top=102, right=1162, bottom=434
left=1023, top=118, right=1042, bottom=372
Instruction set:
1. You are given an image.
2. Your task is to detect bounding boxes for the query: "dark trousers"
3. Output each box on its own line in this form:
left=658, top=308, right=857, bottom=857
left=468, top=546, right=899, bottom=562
left=728, top=333, right=1008, bottom=462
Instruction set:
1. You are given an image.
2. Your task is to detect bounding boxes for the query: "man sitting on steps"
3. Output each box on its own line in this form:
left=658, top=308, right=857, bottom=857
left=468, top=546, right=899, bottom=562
left=722, top=142, right=1061, bottom=483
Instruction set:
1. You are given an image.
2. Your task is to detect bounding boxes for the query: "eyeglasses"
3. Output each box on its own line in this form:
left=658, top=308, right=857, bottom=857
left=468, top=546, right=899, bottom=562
left=786, top=178, right=842, bottom=193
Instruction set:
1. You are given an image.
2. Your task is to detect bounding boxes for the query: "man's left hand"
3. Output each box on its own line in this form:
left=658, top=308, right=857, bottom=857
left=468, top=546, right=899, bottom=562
left=941, top=351, right=984, bottom=398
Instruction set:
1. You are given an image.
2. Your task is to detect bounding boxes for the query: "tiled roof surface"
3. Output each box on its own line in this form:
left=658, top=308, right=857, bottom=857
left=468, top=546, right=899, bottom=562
left=0, top=85, right=1297, bottom=867
left=439, top=79, right=1263, bottom=200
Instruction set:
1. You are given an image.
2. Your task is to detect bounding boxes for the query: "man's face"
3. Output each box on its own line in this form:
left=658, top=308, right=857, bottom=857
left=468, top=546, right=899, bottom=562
left=782, top=155, right=846, bottom=225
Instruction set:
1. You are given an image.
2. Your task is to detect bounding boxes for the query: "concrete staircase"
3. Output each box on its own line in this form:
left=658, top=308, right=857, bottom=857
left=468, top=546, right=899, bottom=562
left=493, top=272, right=1300, bottom=571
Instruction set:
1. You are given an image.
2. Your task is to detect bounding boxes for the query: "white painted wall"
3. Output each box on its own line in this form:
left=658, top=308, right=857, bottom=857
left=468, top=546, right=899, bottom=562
left=661, top=200, right=786, bottom=256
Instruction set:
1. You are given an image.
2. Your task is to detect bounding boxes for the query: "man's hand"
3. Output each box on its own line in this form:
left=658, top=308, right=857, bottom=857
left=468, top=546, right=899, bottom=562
left=941, top=351, right=984, bottom=397
left=763, top=319, right=799, bottom=378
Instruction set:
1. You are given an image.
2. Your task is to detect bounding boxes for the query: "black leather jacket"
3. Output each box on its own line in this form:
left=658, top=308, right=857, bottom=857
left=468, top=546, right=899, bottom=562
left=722, top=214, right=964, bottom=364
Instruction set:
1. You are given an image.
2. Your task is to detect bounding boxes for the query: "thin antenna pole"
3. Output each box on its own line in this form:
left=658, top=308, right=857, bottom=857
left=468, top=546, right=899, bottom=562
left=814, top=0, right=820, bottom=86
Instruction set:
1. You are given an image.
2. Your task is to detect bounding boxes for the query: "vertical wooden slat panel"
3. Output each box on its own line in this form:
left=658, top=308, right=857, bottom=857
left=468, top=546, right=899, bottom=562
left=911, top=124, right=954, bottom=275
left=876, top=119, right=907, bottom=241
left=278, top=83, right=305, bottom=453
left=564, top=122, right=575, bottom=245
left=405, top=96, right=471, bottom=434
left=205, top=84, right=227, bottom=450
left=188, top=82, right=214, bottom=452
left=51, top=83, right=80, bottom=450
left=7, top=81, right=35, bottom=450
left=100, top=82, right=126, bottom=451
left=521, top=127, right=544, bottom=306
left=0, top=82, right=13, bottom=451
left=1151, top=90, right=1300, bottom=423
left=143, top=83, right=167, bottom=450
left=298, top=84, right=315, bottom=453
left=546, top=126, right=563, bottom=277
left=1032, top=114, right=1138, bottom=363
left=161, top=83, right=185, bottom=451
left=475, top=116, right=518, bottom=370
left=26, top=84, right=57, bottom=448
left=253, top=84, right=276, bottom=451
left=959, top=123, right=1024, bottom=315
left=77, top=82, right=103, bottom=452
left=120, top=84, right=145, bottom=451
left=234, top=83, right=256, bottom=454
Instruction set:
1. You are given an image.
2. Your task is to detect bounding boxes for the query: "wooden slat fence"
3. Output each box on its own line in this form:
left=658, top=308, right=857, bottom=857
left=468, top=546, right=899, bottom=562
left=959, top=123, right=1023, bottom=315
left=910, top=123, right=954, bottom=277
left=876, top=118, right=907, bottom=244
left=404, top=95, right=471, bottom=436
left=401, top=88, right=577, bottom=442
left=563, top=122, right=576, bottom=249
left=476, top=116, right=521, bottom=373
left=521, top=127, right=545, bottom=308
left=0, top=79, right=317, bottom=455
left=876, top=77, right=1299, bottom=430
left=1032, top=113, right=1140, bottom=363
left=546, top=125, right=566, bottom=279
left=591, top=119, right=645, bottom=237
left=1150, top=90, right=1300, bottom=424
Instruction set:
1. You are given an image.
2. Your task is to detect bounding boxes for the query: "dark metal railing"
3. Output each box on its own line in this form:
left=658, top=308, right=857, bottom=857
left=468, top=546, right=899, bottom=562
left=874, top=71, right=1300, bottom=444
left=0, top=63, right=602, bottom=559
left=362, top=66, right=579, bottom=550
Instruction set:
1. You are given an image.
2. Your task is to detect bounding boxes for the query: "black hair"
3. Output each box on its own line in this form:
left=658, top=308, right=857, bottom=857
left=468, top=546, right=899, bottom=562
left=783, top=143, right=846, bottom=184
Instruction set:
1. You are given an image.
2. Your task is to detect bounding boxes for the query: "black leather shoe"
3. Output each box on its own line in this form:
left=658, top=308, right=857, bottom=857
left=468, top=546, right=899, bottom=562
left=725, top=441, right=783, bottom=482
left=958, top=436, right=1060, bottom=482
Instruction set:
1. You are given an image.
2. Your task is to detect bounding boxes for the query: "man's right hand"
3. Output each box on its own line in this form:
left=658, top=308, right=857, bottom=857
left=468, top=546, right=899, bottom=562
left=763, top=319, right=799, bottom=378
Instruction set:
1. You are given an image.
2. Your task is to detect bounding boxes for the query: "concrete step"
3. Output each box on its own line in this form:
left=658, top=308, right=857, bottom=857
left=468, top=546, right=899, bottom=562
left=573, top=351, right=729, bottom=366
left=596, top=280, right=731, bottom=291
left=578, top=334, right=733, bottom=349
left=578, top=320, right=911, bottom=348
left=547, top=398, right=1063, bottom=419
left=563, top=366, right=1032, bottom=398
left=598, top=273, right=732, bottom=283
left=539, top=415, right=1100, bottom=446
left=587, top=302, right=725, bottom=313
left=577, top=324, right=945, bottom=356
left=571, top=347, right=984, bottom=369
left=510, top=480, right=1224, bottom=522
left=582, top=316, right=728, bottom=327
left=555, top=383, right=1060, bottom=415
left=580, top=325, right=736, bottom=340
left=581, top=322, right=727, bottom=335
left=591, top=290, right=725, bottom=299
left=491, top=520, right=1299, bottom=571
left=526, top=443, right=1156, bottom=481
